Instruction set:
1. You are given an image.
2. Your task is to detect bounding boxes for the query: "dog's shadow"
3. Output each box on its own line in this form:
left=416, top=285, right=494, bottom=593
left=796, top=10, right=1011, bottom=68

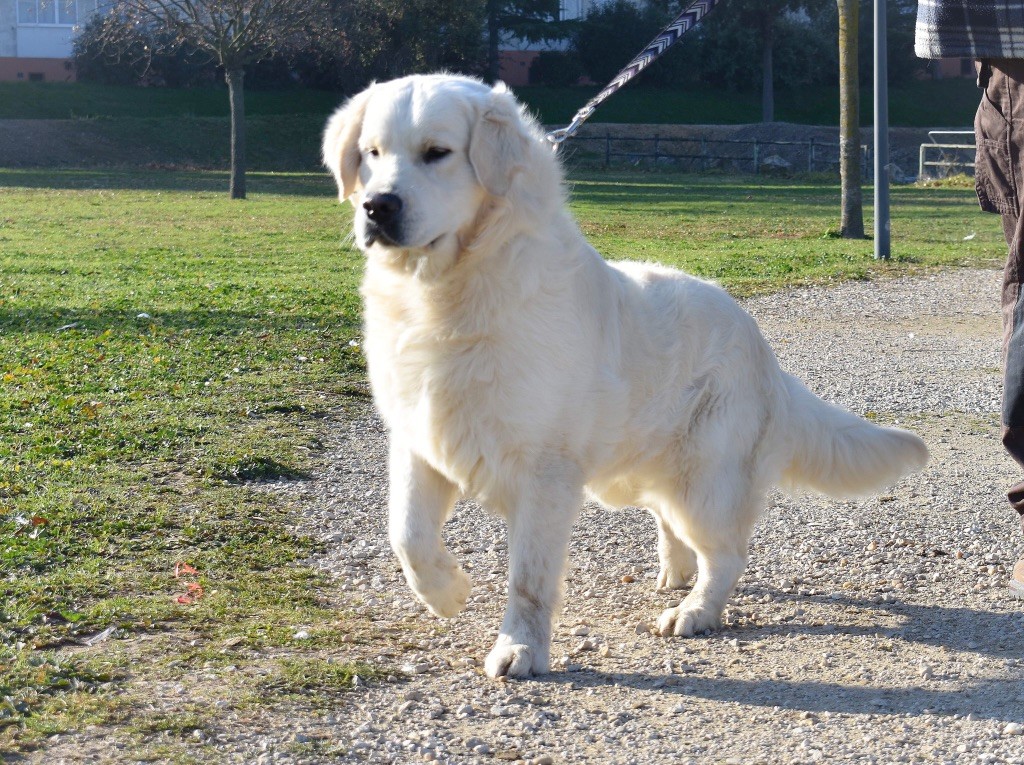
left=540, top=595, right=1023, bottom=721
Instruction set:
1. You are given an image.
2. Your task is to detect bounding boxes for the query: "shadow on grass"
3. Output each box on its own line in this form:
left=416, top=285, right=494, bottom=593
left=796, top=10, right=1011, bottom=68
left=0, top=306, right=359, bottom=338
left=567, top=178, right=978, bottom=212
left=0, top=168, right=335, bottom=197
left=0, top=167, right=980, bottom=213
left=208, top=455, right=312, bottom=483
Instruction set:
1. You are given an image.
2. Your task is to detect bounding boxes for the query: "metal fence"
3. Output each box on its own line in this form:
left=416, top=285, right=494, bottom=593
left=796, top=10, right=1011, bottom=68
left=557, top=133, right=867, bottom=176
left=917, top=130, right=975, bottom=180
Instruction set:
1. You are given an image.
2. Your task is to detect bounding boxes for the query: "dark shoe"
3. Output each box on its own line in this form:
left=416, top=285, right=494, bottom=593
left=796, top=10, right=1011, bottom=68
left=1012, top=558, right=1024, bottom=599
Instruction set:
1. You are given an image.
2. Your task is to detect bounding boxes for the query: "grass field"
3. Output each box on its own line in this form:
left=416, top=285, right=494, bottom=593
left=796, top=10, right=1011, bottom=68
left=0, top=78, right=981, bottom=127
left=0, top=167, right=1005, bottom=755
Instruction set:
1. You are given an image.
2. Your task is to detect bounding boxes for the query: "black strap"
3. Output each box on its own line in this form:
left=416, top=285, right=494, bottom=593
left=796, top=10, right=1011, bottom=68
left=978, top=60, right=992, bottom=89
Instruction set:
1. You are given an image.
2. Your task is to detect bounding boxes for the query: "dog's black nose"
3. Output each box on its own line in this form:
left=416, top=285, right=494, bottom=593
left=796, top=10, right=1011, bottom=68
left=363, top=193, right=403, bottom=228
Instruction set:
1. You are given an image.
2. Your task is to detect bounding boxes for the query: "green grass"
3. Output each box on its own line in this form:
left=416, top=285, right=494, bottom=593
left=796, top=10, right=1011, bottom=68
left=0, top=82, right=342, bottom=120
left=0, top=166, right=1004, bottom=754
left=0, top=168, right=370, bottom=751
left=566, top=172, right=1001, bottom=293
left=1, top=78, right=981, bottom=128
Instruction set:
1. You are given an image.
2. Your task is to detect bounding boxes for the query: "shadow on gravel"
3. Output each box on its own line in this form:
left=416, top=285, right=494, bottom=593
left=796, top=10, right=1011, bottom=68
left=547, top=670, right=1021, bottom=720
left=738, top=590, right=1024, bottom=657
left=542, top=594, right=1023, bottom=720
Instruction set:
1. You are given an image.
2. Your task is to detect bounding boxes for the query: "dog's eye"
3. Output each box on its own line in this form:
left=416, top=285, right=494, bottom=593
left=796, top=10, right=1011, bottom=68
left=366, top=147, right=380, bottom=158
left=423, top=147, right=451, bottom=164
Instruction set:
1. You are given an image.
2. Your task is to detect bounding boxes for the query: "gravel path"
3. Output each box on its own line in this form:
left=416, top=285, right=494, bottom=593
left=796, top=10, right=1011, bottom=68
left=307, top=267, right=1024, bottom=765
left=42, top=267, right=1024, bottom=765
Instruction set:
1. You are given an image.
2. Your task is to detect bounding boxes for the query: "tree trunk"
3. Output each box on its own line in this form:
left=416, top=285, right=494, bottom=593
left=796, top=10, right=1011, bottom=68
left=837, top=0, right=864, bottom=238
left=761, top=18, right=774, bottom=123
left=226, top=67, right=246, bottom=200
left=487, top=0, right=501, bottom=84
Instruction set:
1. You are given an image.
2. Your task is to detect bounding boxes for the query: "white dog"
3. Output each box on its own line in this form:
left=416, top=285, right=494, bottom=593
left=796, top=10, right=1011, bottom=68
left=323, top=74, right=929, bottom=679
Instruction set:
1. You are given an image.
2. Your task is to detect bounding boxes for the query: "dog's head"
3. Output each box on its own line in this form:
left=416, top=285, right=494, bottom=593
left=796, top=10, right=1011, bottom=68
left=323, top=74, right=538, bottom=273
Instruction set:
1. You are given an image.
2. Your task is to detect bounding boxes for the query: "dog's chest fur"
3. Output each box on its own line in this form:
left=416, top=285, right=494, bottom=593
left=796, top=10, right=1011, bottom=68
left=361, top=264, right=548, bottom=497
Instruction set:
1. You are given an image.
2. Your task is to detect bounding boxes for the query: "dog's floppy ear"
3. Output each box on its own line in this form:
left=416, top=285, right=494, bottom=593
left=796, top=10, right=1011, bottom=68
left=322, top=88, right=372, bottom=201
left=469, top=83, right=533, bottom=197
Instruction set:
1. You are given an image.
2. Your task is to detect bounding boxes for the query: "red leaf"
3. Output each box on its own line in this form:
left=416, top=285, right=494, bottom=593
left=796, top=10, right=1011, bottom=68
left=30, top=516, right=47, bottom=526
left=174, top=562, right=198, bottom=578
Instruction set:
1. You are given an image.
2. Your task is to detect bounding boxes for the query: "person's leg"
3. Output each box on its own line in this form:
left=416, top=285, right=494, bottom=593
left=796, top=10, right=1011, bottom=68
left=977, top=60, right=1024, bottom=594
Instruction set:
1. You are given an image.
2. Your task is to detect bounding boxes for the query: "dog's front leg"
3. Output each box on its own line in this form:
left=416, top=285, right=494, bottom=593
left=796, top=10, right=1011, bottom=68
left=388, top=440, right=469, bottom=618
left=485, top=462, right=582, bottom=679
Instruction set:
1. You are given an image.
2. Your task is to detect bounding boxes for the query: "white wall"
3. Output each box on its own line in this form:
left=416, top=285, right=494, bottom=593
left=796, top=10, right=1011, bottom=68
left=0, top=1, right=17, bottom=57
left=17, top=24, right=75, bottom=57
left=1, top=0, right=103, bottom=59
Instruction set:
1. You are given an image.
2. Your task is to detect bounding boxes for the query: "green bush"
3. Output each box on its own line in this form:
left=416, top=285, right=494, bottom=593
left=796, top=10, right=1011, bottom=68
left=529, top=51, right=584, bottom=86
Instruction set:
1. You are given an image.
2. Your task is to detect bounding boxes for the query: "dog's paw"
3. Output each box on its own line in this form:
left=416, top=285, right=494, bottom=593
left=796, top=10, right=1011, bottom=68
left=412, top=564, right=471, bottom=619
left=656, top=564, right=695, bottom=591
left=656, top=603, right=721, bottom=637
left=485, top=642, right=544, bottom=679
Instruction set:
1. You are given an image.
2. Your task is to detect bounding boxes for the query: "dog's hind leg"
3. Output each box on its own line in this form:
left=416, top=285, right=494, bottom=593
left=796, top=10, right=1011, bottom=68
left=650, top=505, right=698, bottom=590
left=388, top=440, right=469, bottom=619
left=485, top=459, right=583, bottom=679
left=655, top=469, right=762, bottom=638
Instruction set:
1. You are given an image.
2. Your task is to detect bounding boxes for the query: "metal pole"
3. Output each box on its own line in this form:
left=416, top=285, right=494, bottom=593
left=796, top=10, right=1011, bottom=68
left=874, top=0, right=890, bottom=259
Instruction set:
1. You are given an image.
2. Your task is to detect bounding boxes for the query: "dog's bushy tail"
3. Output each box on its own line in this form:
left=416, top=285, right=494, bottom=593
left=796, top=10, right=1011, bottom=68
left=780, top=373, right=928, bottom=497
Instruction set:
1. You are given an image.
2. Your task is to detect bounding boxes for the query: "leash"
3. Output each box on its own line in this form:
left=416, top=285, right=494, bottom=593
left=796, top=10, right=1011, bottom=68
left=546, top=0, right=720, bottom=147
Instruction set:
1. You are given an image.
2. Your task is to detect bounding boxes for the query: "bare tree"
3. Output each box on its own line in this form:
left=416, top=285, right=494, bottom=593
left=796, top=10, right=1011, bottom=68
left=837, top=0, right=864, bottom=238
left=703, top=0, right=830, bottom=124
left=96, top=1, right=333, bottom=199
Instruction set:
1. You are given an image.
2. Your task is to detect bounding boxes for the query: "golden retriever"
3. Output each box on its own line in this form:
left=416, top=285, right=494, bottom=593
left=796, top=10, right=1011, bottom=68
left=322, top=73, right=928, bottom=678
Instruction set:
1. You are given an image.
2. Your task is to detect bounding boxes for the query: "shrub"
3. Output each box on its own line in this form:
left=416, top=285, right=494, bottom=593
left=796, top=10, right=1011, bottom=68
left=529, top=51, right=584, bottom=86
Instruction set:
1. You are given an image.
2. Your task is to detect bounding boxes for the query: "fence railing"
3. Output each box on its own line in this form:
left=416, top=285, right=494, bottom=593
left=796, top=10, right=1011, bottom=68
left=918, top=130, right=975, bottom=180
left=555, top=129, right=978, bottom=181
left=557, top=133, right=866, bottom=176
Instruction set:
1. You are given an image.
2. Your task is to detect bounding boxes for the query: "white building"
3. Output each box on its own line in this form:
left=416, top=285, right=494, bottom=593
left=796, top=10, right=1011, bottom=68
left=559, top=0, right=615, bottom=21
left=500, top=0, right=644, bottom=85
left=0, top=0, right=104, bottom=81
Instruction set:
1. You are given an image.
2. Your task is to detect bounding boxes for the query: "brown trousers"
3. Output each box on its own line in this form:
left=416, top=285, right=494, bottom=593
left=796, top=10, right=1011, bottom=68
left=976, top=59, right=1024, bottom=514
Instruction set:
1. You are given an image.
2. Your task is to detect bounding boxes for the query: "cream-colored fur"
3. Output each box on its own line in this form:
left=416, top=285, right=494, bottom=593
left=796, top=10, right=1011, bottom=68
left=323, top=74, right=929, bottom=679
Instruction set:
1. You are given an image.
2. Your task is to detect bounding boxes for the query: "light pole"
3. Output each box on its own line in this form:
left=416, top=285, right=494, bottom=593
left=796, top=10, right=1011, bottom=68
left=874, top=0, right=890, bottom=259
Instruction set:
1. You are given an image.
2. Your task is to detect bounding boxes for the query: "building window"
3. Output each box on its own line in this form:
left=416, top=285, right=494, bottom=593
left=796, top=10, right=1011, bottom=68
left=17, top=1, right=38, bottom=23
left=59, top=0, right=78, bottom=24
left=17, top=0, right=77, bottom=25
